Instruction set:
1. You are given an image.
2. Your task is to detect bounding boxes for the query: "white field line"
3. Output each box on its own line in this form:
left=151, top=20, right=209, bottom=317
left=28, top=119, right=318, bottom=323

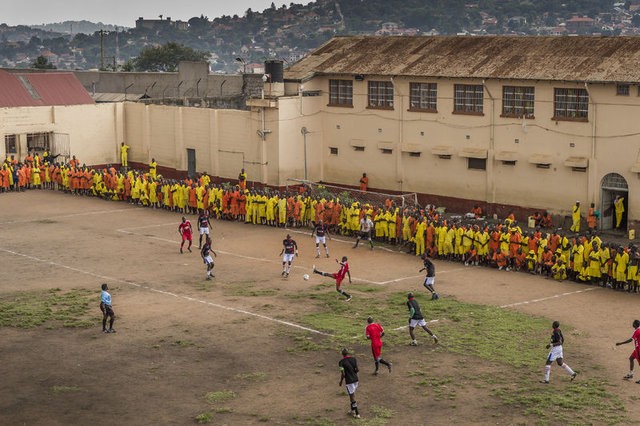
left=499, top=287, right=599, bottom=308
left=0, top=247, right=331, bottom=337
left=0, top=208, right=139, bottom=225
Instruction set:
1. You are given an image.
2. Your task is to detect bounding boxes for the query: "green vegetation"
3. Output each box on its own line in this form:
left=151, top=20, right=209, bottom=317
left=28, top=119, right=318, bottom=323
left=133, top=42, right=209, bottom=72
left=297, top=290, right=626, bottom=424
left=0, top=288, right=95, bottom=328
left=51, top=385, right=81, bottom=394
left=235, top=371, right=267, bottom=381
left=194, top=412, right=214, bottom=424
left=205, top=390, right=236, bottom=404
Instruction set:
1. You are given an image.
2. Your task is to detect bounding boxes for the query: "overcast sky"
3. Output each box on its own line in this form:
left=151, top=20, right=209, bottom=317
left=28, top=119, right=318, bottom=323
left=3, top=0, right=312, bottom=27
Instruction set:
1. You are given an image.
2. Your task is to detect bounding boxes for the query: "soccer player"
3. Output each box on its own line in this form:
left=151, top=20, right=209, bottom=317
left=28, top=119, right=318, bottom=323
left=279, top=234, right=298, bottom=277
left=178, top=216, right=193, bottom=254
left=541, top=321, right=577, bottom=384
left=100, top=283, right=116, bottom=333
left=419, top=254, right=439, bottom=300
left=353, top=214, right=374, bottom=250
left=313, top=256, right=352, bottom=301
left=365, top=316, right=392, bottom=375
left=407, top=292, right=438, bottom=346
left=311, top=219, right=331, bottom=258
left=338, top=348, right=361, bottom=419
left=200, top=235, right=217, bottom=280
left=197, top=210, right=212, bottom=249
left=616, top=319, right=640, bottom=381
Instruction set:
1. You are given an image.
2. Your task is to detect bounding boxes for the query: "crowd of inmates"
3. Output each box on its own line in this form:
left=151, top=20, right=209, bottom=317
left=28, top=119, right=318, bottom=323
left=3, top=152, right=639, bottom=293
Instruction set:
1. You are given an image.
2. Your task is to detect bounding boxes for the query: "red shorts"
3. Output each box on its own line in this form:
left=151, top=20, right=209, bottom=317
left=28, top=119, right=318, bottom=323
left=334, top=273, right=344, bottom=286
left=371, top=342, right=382, bottom=359
left=631, top=349, right=640, bottom=362
left=182, top=233, right=192, bottom=241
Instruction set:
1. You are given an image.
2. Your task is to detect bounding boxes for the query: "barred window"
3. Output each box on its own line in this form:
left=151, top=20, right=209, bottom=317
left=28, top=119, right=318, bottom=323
left=409, top=82, right=437, bottom=112
left=5, top=135, right=17, bottom=154
left=368, top=81, right=394, bottom=109
left=454, top=84, right=483, bottom=114
left=553, top=88, right=588, bottom=121
left=26, top=132, right=51, bottom=151
left=617, top=84, right=630, bottom=96
left=328, top=79, right=353, bottom=106
left=502, top=86, right=534, bottom=118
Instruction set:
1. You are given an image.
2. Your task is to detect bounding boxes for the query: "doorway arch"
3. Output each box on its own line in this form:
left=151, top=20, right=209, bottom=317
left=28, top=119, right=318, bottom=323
left=600, top=173, right=628, bottom=231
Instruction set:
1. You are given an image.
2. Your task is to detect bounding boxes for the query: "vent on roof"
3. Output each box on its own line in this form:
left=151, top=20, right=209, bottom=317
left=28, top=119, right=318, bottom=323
left=17, top=76, right=41, bottom=100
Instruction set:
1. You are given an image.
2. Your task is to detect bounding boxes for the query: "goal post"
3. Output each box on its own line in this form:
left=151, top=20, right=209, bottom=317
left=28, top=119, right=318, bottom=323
left=285, top=179, right=419, bottom=210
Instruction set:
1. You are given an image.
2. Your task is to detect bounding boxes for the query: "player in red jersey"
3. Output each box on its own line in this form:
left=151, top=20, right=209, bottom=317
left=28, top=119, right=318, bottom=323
left=616, top=319, right=640, bottom=381
left=365, top=316, right=392, bottom=375
left=178, top=216, right=193, bottom=254
left=313, top=256, right=352, bottom=301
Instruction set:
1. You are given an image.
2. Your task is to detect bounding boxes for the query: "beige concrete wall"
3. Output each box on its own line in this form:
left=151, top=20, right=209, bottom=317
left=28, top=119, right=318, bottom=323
left=0, top=103, right=120, bottom=165
left=123, top=103, right=282, bottom=186
left=289, top=75, right=640, bottom=222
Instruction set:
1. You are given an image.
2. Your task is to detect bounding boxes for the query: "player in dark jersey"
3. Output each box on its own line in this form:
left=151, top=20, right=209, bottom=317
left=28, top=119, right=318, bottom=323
left=313, top=256, right=352, bottom=301
left=616, top=319, right=640, bottom=381
left=197, top=210, right=212, bottom=249
left=178, top=216, right=193, bottom=254
left=279, top=234, right=298, bottom=277
left=338, top=348, right=361, bottom=419
left=419, top=254, right=439, bottom=300
left=200, top=235, right=217, bottom=280
left=407, top=292, right=438, bottom=346
left=541, top=320, right=577, bottom=384
left=311, top=219, right=331, bottom=258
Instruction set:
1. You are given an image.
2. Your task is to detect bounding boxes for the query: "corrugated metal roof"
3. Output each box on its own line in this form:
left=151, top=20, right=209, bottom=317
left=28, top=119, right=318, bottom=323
left=0, top=70, right=94, bottom=107
left=285, top=36, right=640, bottom=83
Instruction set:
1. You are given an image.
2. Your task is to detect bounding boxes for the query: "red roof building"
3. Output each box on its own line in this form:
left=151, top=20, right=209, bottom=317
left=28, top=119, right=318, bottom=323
left=0, top=70, right=94, bottom=108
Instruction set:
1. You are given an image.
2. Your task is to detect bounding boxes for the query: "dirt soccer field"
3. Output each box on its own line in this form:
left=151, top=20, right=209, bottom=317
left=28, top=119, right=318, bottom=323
left=1, top=190, right=639, bottom=425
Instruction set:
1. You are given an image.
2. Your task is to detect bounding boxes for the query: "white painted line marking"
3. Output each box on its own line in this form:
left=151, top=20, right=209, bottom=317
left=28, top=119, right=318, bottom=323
left=499, top=287, right=599, bottom=308
left=0, top=247, right=331, bottom=337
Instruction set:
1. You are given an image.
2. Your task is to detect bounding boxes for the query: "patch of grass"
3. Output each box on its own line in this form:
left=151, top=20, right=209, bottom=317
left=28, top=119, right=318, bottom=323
left=235, top=371, right=267, bottom=381
left=369, top=405, right=394, bottom=419
left=213, top=407, right=233, bottom=413
left=0, top=288, right=95, bottom=328
left=173, top=339, right=195, bottom=347
left=205, top=390, right=236, bottom=404
left=36, top=219, right=57, bottom=224
left=51, top=386, right=81, bottom=394
left=231, top=288, right=278, bottom=297
left=493, top=377, right=627, bottom=424
left=417, top=376, right=456, bottom=401
left=300, top=417, right=335, bottom=426
left=286, top=333, right=333, bottom=353
left=194, top=412, right=214, bottom=424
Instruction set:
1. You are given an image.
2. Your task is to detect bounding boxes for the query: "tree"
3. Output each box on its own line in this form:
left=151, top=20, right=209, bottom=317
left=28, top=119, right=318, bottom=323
left=32, top=55, right=56, bottom=69
left=133, top=42, right=209, bottom=72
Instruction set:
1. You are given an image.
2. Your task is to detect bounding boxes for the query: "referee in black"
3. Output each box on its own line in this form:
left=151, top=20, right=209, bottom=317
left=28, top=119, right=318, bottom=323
left=338, top=348, right=361, bottom=419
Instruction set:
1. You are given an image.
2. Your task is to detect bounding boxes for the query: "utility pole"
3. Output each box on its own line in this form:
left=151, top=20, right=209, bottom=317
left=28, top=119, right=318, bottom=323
left=100, top=29, right=105, bottom=69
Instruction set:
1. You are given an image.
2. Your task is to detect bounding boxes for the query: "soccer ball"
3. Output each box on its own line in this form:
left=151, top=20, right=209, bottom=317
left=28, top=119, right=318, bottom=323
left=303, top=274, right=310, bottom=281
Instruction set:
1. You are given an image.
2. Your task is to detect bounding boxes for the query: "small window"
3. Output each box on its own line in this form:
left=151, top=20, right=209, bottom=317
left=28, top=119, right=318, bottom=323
left=437, top=154, right=452, bottom=160
left=328, top=79, right=353, bottom=107
left=368, top=81, right=394, bottom=109
left=501, top=160, right=516, bottom=166
left=329, top=147, right=338, bottom=155
left=617, top=84, right=630, bottom=96
left=468, top=158, right=486, bottom=170
left=408, top=152, right=421, bottom=157
left=5, top=135, right=17, bottom=154
left=572, top=166, right=587, bottom=172
left=353, top=146, right=365, bottom=152
left=536, top=163, right=551, bottom=169
left=380, top=148, right=393, bottom=154
left=454, top=84, right=484, bottom=115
